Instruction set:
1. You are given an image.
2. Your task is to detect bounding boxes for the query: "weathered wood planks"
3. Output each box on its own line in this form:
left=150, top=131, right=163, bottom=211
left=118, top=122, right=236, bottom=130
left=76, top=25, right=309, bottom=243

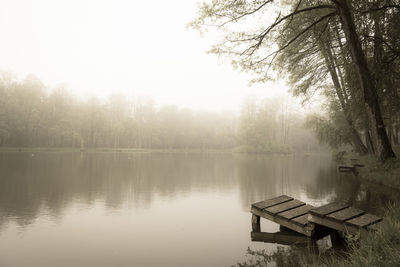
left=292, top=214, right=310, bottom=226
left=252, top=195, right=293, bottom=210
left=308, top=203, right=382, bottom=235
left=264, top=199, right=305, bottom=215
left=346, top=213, right=381, bottom=228
left=338, top=166, right=355, bottom=172
left=309, top=202, right=348, bottom=217
left=251, top=206, right=315, bottom=237
left=338, top=164, right=364, bottom=175
left=251, top=196, right=383, bottom=238
left=251, top=196, right=315, bottom=237
left=278, top=204, right=314, bottom=220
left=327, top=207, right=365, bottom=222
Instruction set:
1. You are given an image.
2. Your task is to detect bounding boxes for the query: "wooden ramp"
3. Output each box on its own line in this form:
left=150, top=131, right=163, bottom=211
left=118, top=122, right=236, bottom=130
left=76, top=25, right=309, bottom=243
left=251, top=195, right=315, bottom=237
left=308, top=202, right=382, bottom=235
left=251, top=195, right=382, bottom=238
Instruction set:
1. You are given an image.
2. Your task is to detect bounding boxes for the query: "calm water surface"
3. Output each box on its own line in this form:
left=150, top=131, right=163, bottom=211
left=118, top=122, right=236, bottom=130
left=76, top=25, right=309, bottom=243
left=0, top=152, right=398, bottom=267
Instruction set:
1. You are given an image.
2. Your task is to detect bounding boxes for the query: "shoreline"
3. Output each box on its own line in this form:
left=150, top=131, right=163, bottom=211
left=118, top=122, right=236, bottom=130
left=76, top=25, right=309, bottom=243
left=0, top=147, right=233, bottom=154
left=236, top=148, right=400, bottom=266
left=0, top=146, right=326, bottom=156
left=338, top=146, right=400, bottom=190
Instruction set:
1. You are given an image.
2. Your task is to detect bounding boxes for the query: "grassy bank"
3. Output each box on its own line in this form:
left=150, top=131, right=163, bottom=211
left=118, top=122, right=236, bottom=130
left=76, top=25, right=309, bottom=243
left=235, top=204, right=400, bottom=267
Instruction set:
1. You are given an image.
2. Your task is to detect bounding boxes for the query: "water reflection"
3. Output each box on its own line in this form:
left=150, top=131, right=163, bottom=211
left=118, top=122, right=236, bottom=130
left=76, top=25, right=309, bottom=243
left=250, top=230, right=340, bottom=255
left=0, top=152, right=398, bottom=229
left=0, top=152, right=399, bottom=266
left=0, top=152, right=237, bottom=227
left=251, top=230, right=311, bottom=247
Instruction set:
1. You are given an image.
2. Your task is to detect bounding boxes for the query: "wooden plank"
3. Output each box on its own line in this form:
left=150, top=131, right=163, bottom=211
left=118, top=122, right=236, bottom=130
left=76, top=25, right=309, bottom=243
left=291, top=214, right=309, bottom=226
left=349, top=220, right=383, bottom=237
left=338, top=165, right=354, bottom=169
left=308, top=213, right=349, bottom=233
left=309, top=202, right=348, bottom=217
left=265, top=199, right=305, bottom=215
left=251, top=231, right=311, bottom=246
left=251, top=207, right=315, bottom=237
left=346, top=213, right=382, bottom=228
left=353, top=164, right=365, bottom=167
left=252, top=214, right=261, bottom=232
left=277, top=204, right=314, bottom=220
left=327, top=207, right=365, bottom=223
left=252, top=195, right=293, bottom=210
left=338, top=169, right=354, bottom=173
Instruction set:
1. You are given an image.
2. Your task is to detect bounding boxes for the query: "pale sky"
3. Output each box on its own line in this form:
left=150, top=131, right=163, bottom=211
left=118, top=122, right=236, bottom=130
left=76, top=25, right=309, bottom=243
left=0, top=0, right=292, bottom=111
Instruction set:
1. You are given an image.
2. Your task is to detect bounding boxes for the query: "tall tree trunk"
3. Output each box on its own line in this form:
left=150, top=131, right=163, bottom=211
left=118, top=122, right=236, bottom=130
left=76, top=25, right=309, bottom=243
left=388, top=123, right=393, bottom=146
left=372, top=8, right=384, bottom=90
left=365, top=129, right=375, bottom=154
left=319, top=35, right=368, bottom=155
left=333, top=0, right=396, bottom=161
left=393, top=126, right=399, bottom=146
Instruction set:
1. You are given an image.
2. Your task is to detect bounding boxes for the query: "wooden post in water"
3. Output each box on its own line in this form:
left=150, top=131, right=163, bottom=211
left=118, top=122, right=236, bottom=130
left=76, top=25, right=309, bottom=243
left=252, top=214, right=261, bottom=232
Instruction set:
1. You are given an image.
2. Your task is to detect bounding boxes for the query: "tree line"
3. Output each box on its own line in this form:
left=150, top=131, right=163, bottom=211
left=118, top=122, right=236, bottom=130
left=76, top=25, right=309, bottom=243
left=0, top=73, right=235, bottom=149
left=190, top=0, right=400, bottom=161
left=237, top=95, right=320, bottom=153
left=0, top=73, right=318, bottom=152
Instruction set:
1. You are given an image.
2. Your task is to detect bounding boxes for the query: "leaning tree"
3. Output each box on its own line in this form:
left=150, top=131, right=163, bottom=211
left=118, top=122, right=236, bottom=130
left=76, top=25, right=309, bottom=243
left=190, top=0, right=398, bottom=161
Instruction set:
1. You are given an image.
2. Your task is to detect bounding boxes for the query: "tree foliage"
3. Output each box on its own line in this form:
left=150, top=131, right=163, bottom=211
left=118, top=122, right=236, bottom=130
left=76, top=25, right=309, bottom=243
left=191, top=0, right=400, bottom=160
left=0, top=74, right=237, bottom=150
left=237, top=96, right=320, bottom=153
left=0, top=74, right=320, bottom=153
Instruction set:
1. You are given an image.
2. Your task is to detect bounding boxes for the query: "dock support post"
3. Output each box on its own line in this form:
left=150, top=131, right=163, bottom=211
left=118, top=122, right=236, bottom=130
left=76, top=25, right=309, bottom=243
left=252, top=214, right=261, bottom=232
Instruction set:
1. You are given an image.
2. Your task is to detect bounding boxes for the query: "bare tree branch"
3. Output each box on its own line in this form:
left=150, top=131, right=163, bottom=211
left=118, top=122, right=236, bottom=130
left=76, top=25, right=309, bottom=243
left=251, top=12, right=336, bottom=67
left=230, top=5, right=337, bottom=57
left=218, top=0, right=274, bottom=27
left=217, top=4, right=335, bottom=29
left=363, top=35, right=400, bottom=56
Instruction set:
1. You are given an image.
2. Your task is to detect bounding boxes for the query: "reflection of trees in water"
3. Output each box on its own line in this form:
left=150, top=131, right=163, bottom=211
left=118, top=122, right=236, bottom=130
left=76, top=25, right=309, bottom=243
left=302, top=160, right=400, bottom=215
left=328, top=179, right=400, bottom=216
left=0, top=152, right=237, bottom=228
left=236, top=155, right=340, bottom=209
left=236, top=154, right=400, bottom=214
left=0, top=152, right=398, bottom=229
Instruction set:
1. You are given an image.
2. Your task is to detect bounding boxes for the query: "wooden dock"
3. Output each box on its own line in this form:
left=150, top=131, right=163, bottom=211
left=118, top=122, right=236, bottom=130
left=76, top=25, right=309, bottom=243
left=338, top=164, right=364, bottom=175
left=308, top=202, right=382, bottom=235
left=251, top=195, right=315, bottom=237
left=251, top=195, right=382, bottom=238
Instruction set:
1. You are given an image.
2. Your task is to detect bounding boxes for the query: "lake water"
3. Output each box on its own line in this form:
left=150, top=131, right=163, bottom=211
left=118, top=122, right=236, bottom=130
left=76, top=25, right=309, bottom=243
left=0, top=152, right=398, bottom=267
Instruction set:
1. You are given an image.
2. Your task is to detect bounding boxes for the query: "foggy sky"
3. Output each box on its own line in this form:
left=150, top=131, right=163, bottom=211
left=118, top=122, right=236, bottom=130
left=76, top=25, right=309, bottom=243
left=0, top=0, right=290, bottom=111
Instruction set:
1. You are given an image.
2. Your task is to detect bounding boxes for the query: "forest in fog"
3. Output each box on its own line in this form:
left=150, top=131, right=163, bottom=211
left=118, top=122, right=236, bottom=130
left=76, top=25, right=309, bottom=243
left=0, top=73, right=318, bottom=152
left=1, top=0, right=399, bottom=160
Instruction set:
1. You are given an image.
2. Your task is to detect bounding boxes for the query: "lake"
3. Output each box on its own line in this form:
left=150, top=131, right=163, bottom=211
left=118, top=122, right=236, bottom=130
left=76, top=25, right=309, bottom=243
left=0, top=152, right=398, bottom=267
